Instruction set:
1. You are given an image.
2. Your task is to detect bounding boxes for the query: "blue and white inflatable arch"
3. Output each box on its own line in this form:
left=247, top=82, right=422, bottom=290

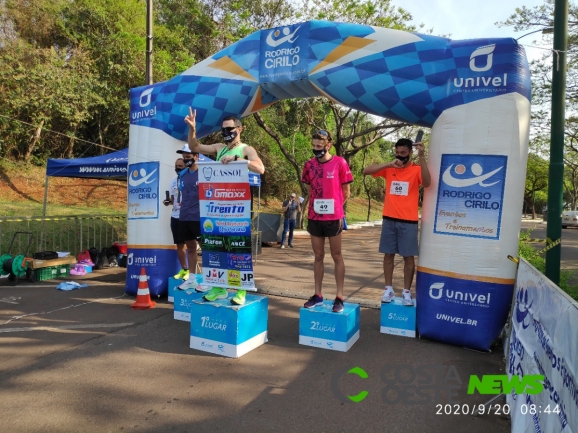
left=128, top=20, right=530, bottom=351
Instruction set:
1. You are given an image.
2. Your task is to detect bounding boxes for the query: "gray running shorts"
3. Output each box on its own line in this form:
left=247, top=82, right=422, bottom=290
left=378, top=218, right=419, bottom=257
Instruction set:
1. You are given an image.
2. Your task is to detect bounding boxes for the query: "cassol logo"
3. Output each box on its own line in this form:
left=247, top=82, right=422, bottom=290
left=266, top=26, right=300, bottom=47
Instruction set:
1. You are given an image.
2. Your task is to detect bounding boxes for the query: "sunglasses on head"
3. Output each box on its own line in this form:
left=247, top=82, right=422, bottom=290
left=312, top=130, right=330, bottom=140
left=222, top=126, right=237, bottom=132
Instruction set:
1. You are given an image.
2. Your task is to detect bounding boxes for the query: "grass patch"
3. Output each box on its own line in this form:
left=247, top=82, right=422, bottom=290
left=0, top=200, right=125, bottom=217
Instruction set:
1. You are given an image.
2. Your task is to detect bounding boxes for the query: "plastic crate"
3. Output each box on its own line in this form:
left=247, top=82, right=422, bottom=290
left=34, top=264, right=70, bottom=281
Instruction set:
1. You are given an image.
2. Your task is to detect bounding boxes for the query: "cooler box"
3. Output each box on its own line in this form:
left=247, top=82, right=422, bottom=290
left=112, top=242, right=128, bottom=254
left=173, top=288, right=204, bottom=322
left=190, top=293, right=268, bottom=358
left=299, top=301, right=360, bottom=352
left=380, top=297, right=417, bottom=338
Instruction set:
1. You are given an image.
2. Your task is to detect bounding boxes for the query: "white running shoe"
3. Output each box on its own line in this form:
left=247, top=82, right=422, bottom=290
left=195, top=285, right=211, bottom=293
left=280, top=245, right=285, bottom=249
left=402, top=290, right=414, bottom=306
left=178, top=280, right=197, bottom=290
left=381, top=287, right=395, bottom=303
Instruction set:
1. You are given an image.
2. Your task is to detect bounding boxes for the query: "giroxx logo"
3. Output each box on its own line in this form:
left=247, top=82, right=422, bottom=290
left=453, top=44, right=508, bottom=91
left=468, top=375, right=544, bottom=395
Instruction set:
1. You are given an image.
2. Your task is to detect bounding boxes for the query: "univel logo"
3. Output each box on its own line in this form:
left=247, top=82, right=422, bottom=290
left=266, top=26, right=300, bottom=47
left=442, top=163, right=503, bottom=188
left=469, top=44, right=495, bottom=72
left=139, top=87, right=153, bottom=107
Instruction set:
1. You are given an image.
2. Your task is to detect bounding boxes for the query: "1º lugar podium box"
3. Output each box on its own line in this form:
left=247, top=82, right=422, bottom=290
left=299, top=301, right=360, bottom=352
left=189, top=293, right=268, bottom=358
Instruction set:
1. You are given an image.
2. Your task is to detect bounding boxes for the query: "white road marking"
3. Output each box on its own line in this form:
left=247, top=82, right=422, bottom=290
left=0, top=322, right=134, bottom=333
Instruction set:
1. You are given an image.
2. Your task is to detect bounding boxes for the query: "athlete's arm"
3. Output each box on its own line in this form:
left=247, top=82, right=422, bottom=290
left=341, top=183, right=351, bottom=203
left=184, top=107, right=223, bottom=156
left=415, top=142, right=431, bottom=187
left=241, top=145, right=265, bottom=174
left=362, top=161, right=398, bottom=175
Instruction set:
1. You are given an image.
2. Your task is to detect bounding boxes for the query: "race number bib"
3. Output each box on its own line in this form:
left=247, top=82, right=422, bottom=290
left=314, top=199, right=334, bottom=214
left=390, top=181, right=409, bottom=196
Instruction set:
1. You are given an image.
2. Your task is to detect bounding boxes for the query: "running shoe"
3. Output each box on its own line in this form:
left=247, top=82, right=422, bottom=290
left=231, top=289, right=246, bottom=305
left=304, top=294, right=324, bottom=308
left=203, top=287, right=228, bottom=301
left=332, top=297, right=344, bottom=313
left=174, top=269, right=190, bottom=281
left=195, top=285, right=212, bottom=293
left=402, top=289, right=414, bottom=306
left=381, top=287, right=395, bottom=303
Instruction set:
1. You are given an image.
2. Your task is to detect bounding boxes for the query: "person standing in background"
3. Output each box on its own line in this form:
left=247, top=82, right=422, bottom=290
left=280, top=193, right=301, bottom=249
left=164, top=158, right=187, bottom=277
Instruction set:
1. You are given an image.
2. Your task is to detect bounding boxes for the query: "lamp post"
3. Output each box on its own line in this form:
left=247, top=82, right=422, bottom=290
left=545, top=0, right=568, bottom=285
left=145, top=0, right=153, bottom=85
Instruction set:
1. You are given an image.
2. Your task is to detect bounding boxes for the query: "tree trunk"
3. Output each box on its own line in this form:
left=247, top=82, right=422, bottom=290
left=24, top=119, right=44, bottom=162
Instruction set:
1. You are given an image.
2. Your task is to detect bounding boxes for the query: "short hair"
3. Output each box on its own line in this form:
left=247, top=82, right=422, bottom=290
left=395, top=138, right=413, bottom=151
left=222, top=116, right=243, bottom=127
left=312, top=129, right=333, bottom=142
left=175, top=158, right=184, bottom=163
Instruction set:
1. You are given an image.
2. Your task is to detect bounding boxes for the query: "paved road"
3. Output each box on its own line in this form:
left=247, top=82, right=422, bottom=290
left=0, top=225, right=513, bottom=433
left=520, top=219, right=578, bottom=282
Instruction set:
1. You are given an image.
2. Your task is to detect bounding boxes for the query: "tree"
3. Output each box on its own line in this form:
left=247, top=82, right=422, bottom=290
left=524, top=153, right=550, bottom=219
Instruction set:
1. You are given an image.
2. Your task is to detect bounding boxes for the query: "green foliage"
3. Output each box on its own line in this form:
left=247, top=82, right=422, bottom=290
left=518, top=229, right=578, bottom=300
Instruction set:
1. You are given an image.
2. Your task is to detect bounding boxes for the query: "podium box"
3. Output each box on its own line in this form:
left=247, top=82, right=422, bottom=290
left=299, top=301, right=360, bottom=352
left=380, top=297, right=417, bottom=338
left=189, top=293, right=268, bottom=358
left=173, top=289, right=204, bottom=321
left=167, top=278, right=181, bottom=303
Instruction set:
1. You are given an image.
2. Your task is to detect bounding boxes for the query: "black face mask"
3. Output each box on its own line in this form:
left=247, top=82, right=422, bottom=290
left=222, top=129, right=238, bottom=143
left=184, top=159, right=193, bottom=167
left=313, top=148, right=327, bottom=159
left=175, top=168, right=184, bottom=174
left=396, top=155, right=410, bottom=164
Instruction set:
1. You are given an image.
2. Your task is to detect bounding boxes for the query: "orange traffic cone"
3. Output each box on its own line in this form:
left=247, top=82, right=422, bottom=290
left=131, top=267, right=156, bottom=310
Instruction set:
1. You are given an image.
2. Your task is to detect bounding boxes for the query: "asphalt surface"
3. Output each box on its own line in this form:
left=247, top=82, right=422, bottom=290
left=2, top=221, right=555, bottom=433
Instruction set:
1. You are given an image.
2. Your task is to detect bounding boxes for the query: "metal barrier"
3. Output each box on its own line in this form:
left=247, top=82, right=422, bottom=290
left=0, top=215, right=127, bottom=257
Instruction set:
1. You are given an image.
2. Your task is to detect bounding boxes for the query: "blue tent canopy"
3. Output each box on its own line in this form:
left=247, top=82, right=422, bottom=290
left=46, top=148, right=129, bottom=179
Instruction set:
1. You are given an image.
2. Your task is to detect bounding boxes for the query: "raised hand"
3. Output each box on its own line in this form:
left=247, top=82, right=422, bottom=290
left=184, top=107, right=196, bottom=135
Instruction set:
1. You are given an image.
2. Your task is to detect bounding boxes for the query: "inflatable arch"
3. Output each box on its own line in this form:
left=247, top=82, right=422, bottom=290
left=128, top=20, right=530, bottom=350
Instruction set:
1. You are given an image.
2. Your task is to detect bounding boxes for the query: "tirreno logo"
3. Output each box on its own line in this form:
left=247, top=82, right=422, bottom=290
left=442, top=162, right=503, bottom=188
left=129, top=167, right=157, bottom=187
left=266, top=26, right=300, bottom=47
left=469, top=44, right=495, bottom=72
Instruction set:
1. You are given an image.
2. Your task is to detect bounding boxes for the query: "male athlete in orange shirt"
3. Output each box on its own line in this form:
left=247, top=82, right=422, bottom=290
left=362, top=137, right=431, bottom=306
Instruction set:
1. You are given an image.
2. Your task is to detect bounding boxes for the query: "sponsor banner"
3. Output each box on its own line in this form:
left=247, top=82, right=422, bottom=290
left=198, top=162, right=255, bottom=290
left=129, top=84, right=160, bottom=125
left=201, top=217, right=251, bottom=236
left=198, top=161, right=248, bottom=183
left=434, top=154, right=507, bottom=239
left=202, top=252, right=253, bottom=271
left=259, top=23, right=309, bottom=84
left=199, top=183, right=251, bottom=201
left=416, top=270, right=513, bottom=351
left=128, top=161, right=160, bottom=220
left=200, top=200, right=250, bottom=219
left=507, top=259, right=578, bottom=433
left=125, top=248, right=178, bottom=297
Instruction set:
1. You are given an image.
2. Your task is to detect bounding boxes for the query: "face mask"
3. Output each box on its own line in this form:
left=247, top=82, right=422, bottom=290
left=184, top=159, right=193, bottom=167
left=175, top=168, right=184, bottom=174
left=313, top=148, right=327, bottom=158
left=222, top=129, right=238, bottom=143
left=396, top=155, right=410, bottom=164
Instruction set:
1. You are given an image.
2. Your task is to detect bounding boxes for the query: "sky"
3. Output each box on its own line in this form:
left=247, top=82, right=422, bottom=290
left=395, top=0, right=550, bottom=63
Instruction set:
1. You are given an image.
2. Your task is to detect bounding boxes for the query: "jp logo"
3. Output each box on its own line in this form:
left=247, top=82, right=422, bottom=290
left=331, top=367, right=369, bottom=403
left=470, top=44, right=495, bottom=72
left=515, top=287, right=533, bottom=329
left=442, top=163, right=503, bottom=188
